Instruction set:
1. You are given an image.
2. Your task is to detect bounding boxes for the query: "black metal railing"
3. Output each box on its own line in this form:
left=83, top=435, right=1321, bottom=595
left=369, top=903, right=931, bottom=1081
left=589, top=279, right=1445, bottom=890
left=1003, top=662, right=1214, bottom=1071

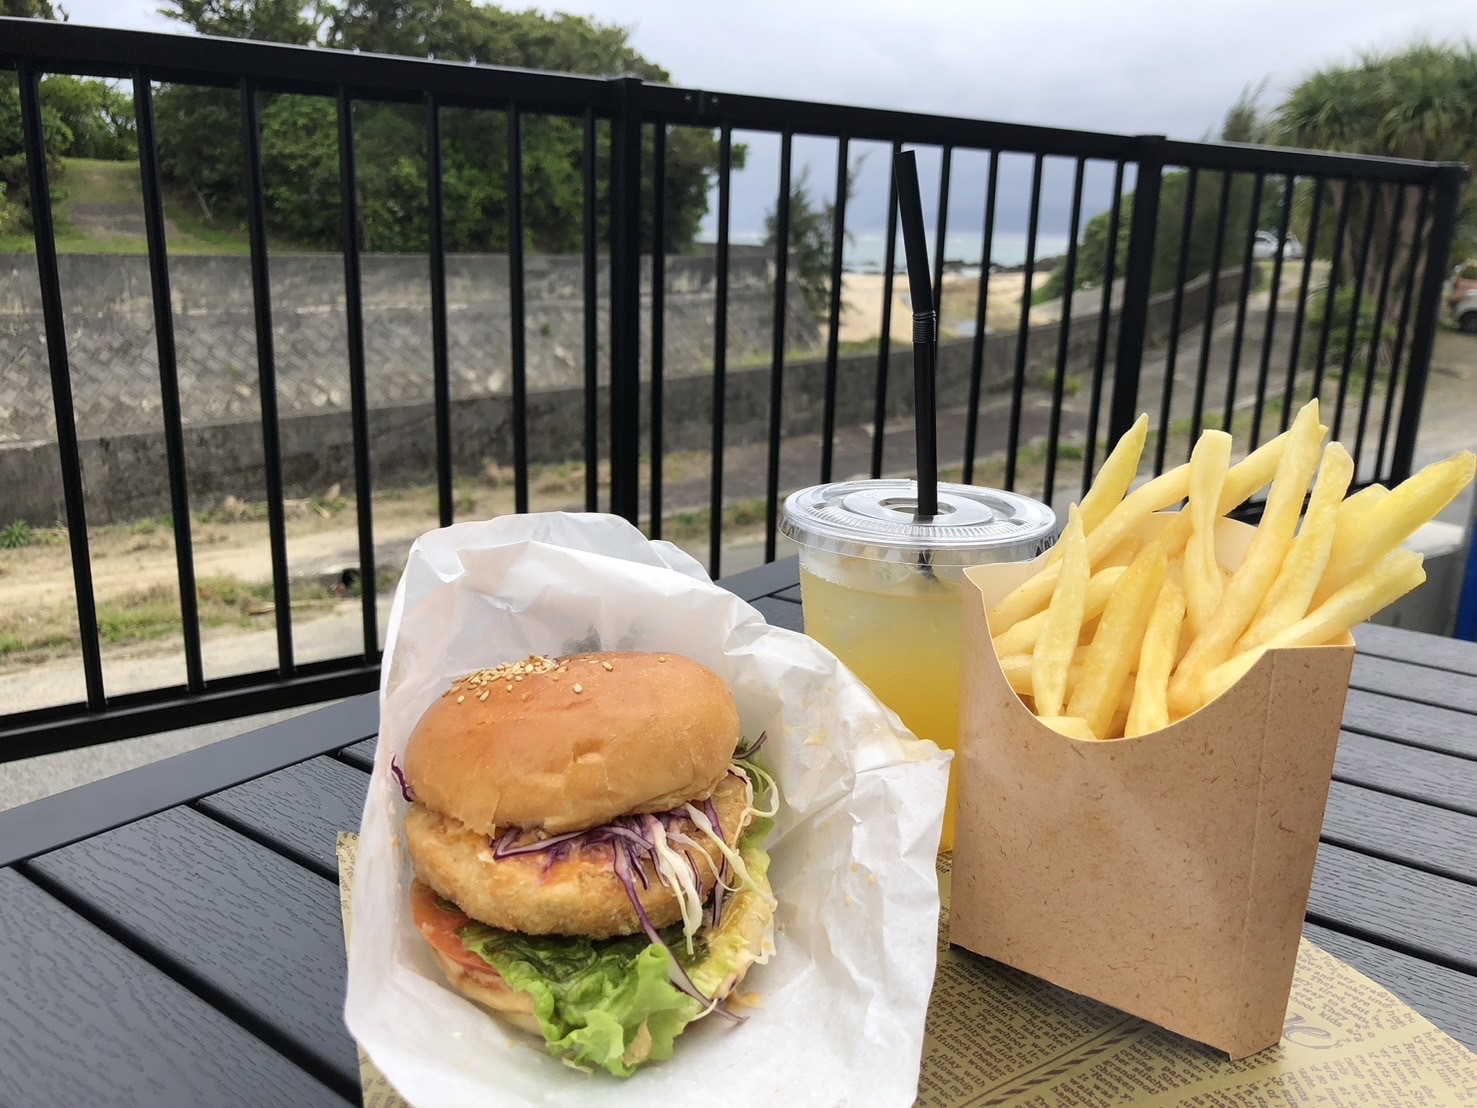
left=0, top=19, right=1465, bottom=758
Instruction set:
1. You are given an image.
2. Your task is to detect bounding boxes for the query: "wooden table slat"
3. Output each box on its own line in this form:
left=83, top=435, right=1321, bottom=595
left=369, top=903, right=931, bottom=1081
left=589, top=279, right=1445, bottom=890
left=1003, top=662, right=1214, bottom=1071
left=1304, top=922, right=1477, bottom=1052
left=1340, top=687, right=1477, bottom=760
left=0, top=869, right=350, bottom=1108
left=1320, top=779, right=1477, bottom=884
left=1333, top=731, right=1477, bottom=817
left=1356, top=621, right=1477, bottom=678
left=1308, top=841, right=1477, bottom=972
left=26, top=806, right=362, bottom=1099
left=337, top=736, right=378, bottom=771
left=198, top=756, right=372, bottom=877
left=1350, top=653, right=1477, bottom=714
left=749, top=595, right=805, bottom=634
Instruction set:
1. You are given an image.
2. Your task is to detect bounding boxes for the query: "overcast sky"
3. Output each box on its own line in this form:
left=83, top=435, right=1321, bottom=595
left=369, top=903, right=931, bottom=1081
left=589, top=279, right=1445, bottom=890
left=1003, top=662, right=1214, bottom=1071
left=47, top=0, right=1477, bottom=251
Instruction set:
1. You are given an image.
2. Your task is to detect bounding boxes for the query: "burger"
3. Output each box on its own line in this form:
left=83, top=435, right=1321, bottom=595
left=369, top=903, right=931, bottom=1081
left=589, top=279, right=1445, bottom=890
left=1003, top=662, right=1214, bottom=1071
left=395, top=650, right=778, bottom=1076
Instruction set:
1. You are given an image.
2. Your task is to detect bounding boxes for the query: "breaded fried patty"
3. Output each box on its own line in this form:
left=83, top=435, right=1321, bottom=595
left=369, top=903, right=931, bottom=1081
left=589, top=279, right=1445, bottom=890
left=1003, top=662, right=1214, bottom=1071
left=405, top=771, right=751, bottom=938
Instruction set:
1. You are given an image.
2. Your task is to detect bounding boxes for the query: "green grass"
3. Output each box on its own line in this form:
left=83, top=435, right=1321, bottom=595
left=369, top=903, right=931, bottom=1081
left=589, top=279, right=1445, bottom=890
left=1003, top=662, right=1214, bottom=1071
left=0, top=572, right=345, bottom=660
left=62, top=158, right=140, bottom=205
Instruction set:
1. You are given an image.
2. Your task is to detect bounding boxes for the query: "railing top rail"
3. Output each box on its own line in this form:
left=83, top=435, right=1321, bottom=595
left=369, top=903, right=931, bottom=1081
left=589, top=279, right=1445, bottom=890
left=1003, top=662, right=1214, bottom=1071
left=1159, top=136, right=1462, bottom=185
left=2, top=18, right=1461, bottom=185
left=0, top=17, right=618, bottom=112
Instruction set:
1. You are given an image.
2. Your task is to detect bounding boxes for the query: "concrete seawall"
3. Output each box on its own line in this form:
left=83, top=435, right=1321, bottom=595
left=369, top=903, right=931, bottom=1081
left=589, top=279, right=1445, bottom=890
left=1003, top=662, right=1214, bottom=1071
left=0, top=260, right=1244, bottom=526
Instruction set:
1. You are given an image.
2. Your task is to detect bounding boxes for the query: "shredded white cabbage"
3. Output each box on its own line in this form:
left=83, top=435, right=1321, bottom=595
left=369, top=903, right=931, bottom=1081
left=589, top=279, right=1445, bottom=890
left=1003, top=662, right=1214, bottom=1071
left=640, top=760, right=778, bottom=956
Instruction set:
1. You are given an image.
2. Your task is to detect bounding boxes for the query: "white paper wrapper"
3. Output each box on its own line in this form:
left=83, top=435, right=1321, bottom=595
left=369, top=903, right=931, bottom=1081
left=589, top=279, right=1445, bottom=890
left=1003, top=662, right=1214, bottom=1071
left=345, top=512, right=951, bottom=1107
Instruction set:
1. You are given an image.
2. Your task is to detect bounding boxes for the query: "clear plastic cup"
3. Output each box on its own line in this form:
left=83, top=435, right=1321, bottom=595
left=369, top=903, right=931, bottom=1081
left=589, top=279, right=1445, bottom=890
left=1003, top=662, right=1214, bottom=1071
left=780, top=479, right=1058, bottom=850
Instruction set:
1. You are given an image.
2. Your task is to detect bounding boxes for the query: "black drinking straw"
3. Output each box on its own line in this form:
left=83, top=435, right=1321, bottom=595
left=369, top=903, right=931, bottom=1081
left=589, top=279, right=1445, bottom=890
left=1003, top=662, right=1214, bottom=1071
left=893, top=150, right=939, bottom=518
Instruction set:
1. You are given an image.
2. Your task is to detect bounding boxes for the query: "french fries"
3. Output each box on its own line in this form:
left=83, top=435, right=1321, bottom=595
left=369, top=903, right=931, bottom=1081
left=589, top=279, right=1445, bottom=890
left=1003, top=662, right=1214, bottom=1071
left=985, top=398, right=1474, bottom=741
left=1183, top=430, right=1231, bottom=636
left=1068, top=544, right=1166, bottom=739
left=1032, top=507, right=1089, bottom=717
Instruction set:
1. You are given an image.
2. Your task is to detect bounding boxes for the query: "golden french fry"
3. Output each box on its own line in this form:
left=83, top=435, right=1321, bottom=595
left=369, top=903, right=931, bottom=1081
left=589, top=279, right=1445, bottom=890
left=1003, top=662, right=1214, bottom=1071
left=1100, top=535, right=1143, bottom=569
left=1032, top=507, right=1089, bottom=717
left=1068, top=544, right=1167, bottom=739
left=1236, top=442, right=1354, bottom=652
left=999, top=649, right=1087, bottom=699
left=1183, top=430, right=1232, bottom=636
left=1334, top=484, right=1388, bottom=540
left=988, top=463, right=1191, bottom=631
left=1168, top=399, right=1325, bottom=716
left=1313, top=451, right=1476, bottom=605
left=1037, top=715, right=1098, bottom=741
left=992, top=565, right=1127, bottom=655
left=1125, top=579, right=1186, bottom=738
left=1202, top=549, right=1427, bottom=704
left=1156, top=428, right=1291, bottom=554
left=1076, top=413, right=1150, bottom=537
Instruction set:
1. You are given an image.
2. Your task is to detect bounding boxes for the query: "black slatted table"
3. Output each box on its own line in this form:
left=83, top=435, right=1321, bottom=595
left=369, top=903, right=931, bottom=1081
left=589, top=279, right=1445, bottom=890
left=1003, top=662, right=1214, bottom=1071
left=2, top=557, right=1474, bottom=1106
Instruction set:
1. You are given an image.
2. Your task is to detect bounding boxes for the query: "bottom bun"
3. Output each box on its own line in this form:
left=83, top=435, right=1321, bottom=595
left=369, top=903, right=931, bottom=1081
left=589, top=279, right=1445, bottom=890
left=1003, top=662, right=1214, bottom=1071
left=428, top=945, right=544, bottom=1037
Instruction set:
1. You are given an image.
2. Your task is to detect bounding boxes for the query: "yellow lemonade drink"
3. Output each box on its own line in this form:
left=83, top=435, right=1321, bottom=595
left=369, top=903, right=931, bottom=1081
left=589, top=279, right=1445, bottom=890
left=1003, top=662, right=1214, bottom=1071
left=799, top=563, right=967, bottom=847
left=782, top=480, right=1057, bottom=852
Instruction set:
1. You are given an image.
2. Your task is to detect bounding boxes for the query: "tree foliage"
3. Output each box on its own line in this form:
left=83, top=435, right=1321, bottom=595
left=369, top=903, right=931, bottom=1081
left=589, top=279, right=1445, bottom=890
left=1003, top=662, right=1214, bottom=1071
left=764, top=162, right=859, bottom=321
left=152, top=0, right=727, bottom=253
left=1274, top=42, right=1477, bottom=282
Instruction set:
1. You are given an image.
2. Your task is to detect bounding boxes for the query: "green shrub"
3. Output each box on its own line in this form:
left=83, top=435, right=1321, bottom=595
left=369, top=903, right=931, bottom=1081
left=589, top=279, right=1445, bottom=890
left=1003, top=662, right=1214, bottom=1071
left=0, top=520, right=32, bottom=549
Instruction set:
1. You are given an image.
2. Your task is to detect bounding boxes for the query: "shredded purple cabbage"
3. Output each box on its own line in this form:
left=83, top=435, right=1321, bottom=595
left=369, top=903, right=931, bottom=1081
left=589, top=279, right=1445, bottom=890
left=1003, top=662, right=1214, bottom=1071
left=488, top=776, right=750, bottom=1021
left=736, top=731, right=767, bottom=759
left=390, top=756, right=415, bottom=802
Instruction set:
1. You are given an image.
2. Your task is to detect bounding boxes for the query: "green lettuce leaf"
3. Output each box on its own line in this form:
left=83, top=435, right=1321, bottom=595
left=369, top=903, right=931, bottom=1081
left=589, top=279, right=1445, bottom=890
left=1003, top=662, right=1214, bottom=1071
left=458, top=822, right=773, bottom=1076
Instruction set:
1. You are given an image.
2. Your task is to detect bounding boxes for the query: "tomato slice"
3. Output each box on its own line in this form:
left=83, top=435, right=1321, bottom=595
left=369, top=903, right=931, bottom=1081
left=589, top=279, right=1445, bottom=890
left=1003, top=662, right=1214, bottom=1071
left=411, top=881, right=500, bottom=977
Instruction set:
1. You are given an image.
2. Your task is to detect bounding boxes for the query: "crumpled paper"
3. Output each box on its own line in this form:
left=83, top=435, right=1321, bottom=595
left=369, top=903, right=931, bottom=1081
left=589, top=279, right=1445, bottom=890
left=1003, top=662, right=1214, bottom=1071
left=345, top=512, right=952, bottom=1107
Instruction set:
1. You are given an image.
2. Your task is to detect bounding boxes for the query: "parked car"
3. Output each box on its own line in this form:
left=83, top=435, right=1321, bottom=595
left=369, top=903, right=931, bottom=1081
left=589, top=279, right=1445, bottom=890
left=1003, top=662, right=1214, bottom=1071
left=1251, top=230, right=1303, bottom=260
left=1447, top=263, right=1477, bottom=311
left=1452, top=289, right=1477, bottom=334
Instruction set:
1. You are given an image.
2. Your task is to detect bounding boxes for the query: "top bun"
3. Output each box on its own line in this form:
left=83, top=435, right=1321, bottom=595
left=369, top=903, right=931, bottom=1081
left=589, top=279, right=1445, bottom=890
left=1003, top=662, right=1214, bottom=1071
left=402, top=651, right=741, bottom=834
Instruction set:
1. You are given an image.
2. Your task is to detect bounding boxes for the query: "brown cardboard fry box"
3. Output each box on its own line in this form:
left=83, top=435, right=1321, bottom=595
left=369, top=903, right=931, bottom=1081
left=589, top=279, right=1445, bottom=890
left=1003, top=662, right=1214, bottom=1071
left=948, top=517, right=1355, bottom=1060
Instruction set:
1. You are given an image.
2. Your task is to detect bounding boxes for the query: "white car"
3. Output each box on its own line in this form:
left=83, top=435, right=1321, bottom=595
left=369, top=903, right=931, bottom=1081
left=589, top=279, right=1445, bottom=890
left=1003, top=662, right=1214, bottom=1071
left=1452, top=289, right=1477, bottom=334
left=1252, top=230, right=1303, bottom=261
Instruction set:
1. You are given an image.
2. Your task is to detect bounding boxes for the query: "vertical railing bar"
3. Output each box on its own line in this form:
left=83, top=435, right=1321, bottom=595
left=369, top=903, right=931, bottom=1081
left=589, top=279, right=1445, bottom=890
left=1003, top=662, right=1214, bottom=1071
left=871, top=139, right=902, bottom=479
left=962, top=149, right=999, bottom=485
left=1311, top=177, right=1354, bottom=402
left=506, top=101, right=529, bottom=514
left=1332, top=185, right=1379, bottom=443
left=820, top=134, right=849, bottom=483
left=424, top=93, right=453, bottom=527
left=1190, top=168, right=1233, bottom=453
left=1152, top=165, right=1197, bottom=477
left=764, top=130, right=793, bottom=564
left=607, top=78, right=643, bottom=522
left=334, top=86, right=377, bottom=659
left=581, top=109, right=599, bottom=512
left=708, top=126, right=733, bottom=577
left=1250, top=172, right=1294, bottom=449
left=1354, top=184, right=1404, bottom=476
left=133, top=72, right=203, bottom=690
left=931, top=145, right=952, bottom=308
left=238, top=79, right=294, bottom=676
left=1223, top=172, right=1265, bottom=433
left=1392, top=165, right=1466, bottom=484
left=1085, top=159, right=1126, bottom=488
left=1377, top=183, right=1429, bottom=480
left=1005, top=152, right=1044, bottom=490
left=19, top=60, right=105, bottom=709
left=1108, top=137, right=1165, bottom=451
left=1282, top=175, right=1326, bottom=433
left=1044, top=156, right=1086, bottom=504
left=649, top=119, right=668, bottom=538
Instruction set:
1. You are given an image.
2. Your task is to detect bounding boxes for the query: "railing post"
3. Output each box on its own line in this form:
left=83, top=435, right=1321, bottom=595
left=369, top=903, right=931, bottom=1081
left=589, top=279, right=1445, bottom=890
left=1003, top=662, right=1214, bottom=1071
left=1391, top=163, right=1468, bottom=484
left=608, top=76, right=644, bottom=522
left=1108, top=135, right=1166, bottom=449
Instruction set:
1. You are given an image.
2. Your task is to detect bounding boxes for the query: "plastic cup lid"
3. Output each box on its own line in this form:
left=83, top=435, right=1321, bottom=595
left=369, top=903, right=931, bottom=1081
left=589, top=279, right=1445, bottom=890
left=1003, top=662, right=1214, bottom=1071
left=780, top=480, right=1059, bottom=566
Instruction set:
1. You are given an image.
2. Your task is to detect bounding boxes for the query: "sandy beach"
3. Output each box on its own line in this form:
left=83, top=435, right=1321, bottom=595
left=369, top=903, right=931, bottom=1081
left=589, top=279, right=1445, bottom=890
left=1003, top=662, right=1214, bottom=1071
left=838, top=270, right=1055, bottom=344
